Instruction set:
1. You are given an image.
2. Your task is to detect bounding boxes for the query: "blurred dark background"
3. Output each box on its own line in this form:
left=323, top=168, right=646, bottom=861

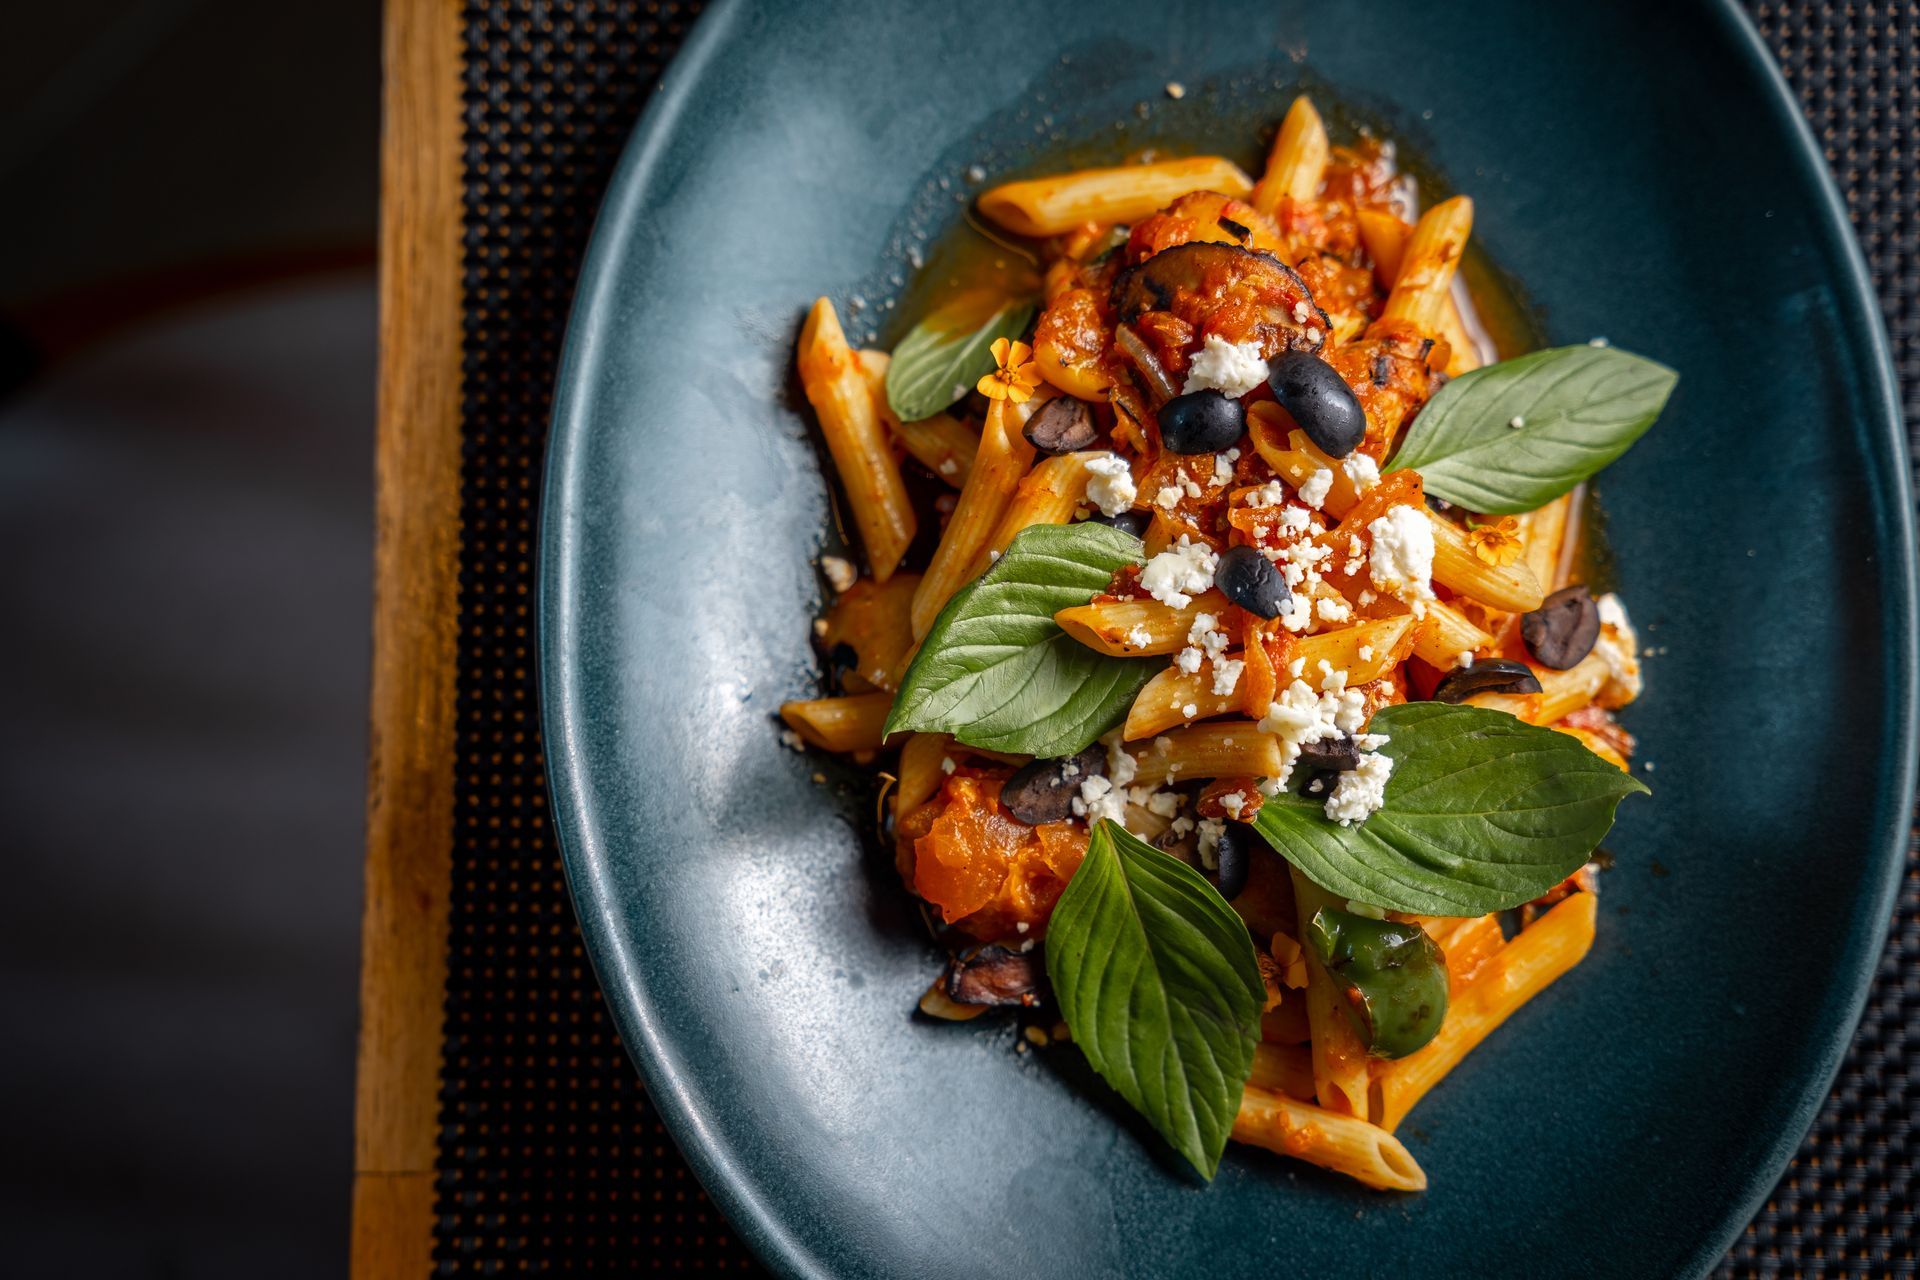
left=0, top=2, right=380, bottom=1276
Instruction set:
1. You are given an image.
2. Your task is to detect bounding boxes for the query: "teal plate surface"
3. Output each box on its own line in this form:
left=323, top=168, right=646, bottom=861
left=539, top=2, right=1916, bottom=1276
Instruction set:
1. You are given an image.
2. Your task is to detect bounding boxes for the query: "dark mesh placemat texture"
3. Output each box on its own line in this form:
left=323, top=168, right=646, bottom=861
left=435, top=1, right=1918, bottom=1272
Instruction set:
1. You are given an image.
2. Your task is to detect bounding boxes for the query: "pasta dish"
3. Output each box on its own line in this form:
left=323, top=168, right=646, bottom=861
left=781, top=95, right=1671, bottom=1191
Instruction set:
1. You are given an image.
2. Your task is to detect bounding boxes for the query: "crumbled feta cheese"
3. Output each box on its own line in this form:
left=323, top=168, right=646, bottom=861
left=1508, top=415, right=1526, bottom=430
left=940, top=756, right=956, bottom=775
left=1220, top=791, right=1247, bottom=819
left=939, top=458, right=959, bottom=477
left=1210, top=658, right=1244, bottom=697
left=820, top=554, right=857, bottom=593
left=1357, top=588, right=1376, bottom=606
left=1344, top=453, right=1380, bottom=491
left=1196, top=817, right=1227, bottom=868
left=1291, top=300, right=1312, bottom=324
left=1139, top=536, right=1218, bottom=608
left=1287, top=657, right=1306, bottom=678
left=1124, top=623, right=1153, bottom=649
left=779, top=729, right=805, bottom=751
left=1367, top=505, right=1436, bottom=613
left=1016, top=921, right=1031, bottom=934
left=1594, top=593, right=1644, bottom=705
left=1182, top=478, right=1204, bottom=499
left=1175, top=646, right=1204, bottom=674
left=1156, top=485, right=1182, bottom=510
left=1145, top=789, right=1180, bottom=818
left=1168, top=814, right=1196, bottom=840
left=1324, top=750, right=1394, bottom=826
left=1246, top=480, right=1289, bottom=508
left=1181, top=335, right=1270, bottom=398
left=1257, top=676, right=1368, bottom=786
left=1457, top=650, right=1475, bottom=668
left=1105, top=729, right=1138, bottom=790
left=1071, top=775, right=1126, bottom=825
left=1315, top=596, right=1353, bottom=624
left=1181, top=702, right=1199, bottom=719
left=1084, top=453, right=1137, bottom=517
left=1357, top=645, right=1375, bottom=663
left=1297, top=466, right=1335, bottom=509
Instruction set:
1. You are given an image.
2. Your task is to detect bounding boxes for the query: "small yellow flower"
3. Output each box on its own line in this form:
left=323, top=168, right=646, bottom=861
left=977, top=337, right=1042, bottom=404
left=1466, top=515, right=1523, bottom=567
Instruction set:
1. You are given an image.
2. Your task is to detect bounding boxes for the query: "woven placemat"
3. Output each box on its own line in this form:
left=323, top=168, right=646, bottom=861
left=434, top=1, right=1918, bottom=1272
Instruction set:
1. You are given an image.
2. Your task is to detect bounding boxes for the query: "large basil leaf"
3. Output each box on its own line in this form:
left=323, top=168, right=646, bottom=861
left=1254, top=702, right=1647, bottom=915
left=1047, top=821, right=1265, bottom=1180
left=885, top=296, right=1036, bottom=422
left=884, top=523, right=1155, bottom=756
left=1388, top=345, right=1677, bottom=514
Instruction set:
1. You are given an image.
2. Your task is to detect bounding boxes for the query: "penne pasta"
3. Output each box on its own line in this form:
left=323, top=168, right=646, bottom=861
left=797, top=299, right=917, bottom=581
left=1372, top=892, right=1597, bottom=1132
left=987, top=451, right=1098, bottom=557
left=1291, top=869, right=1372, bottom=1118
left=818, top=571, right=921, bottom=694
left=1233, top=1086, right=1427, bottom=1192
left=1127, top=723, right=1282, bottom=787
left=1251, top=95, right=1330, bottom=215
left=1291, top=616, right=1415, bottom=687
left=1428, top=515, right=1547, bottom=612
left=978, top=155, right=1255, bottom=237
left=779, top=692, right=893, bottom=753
left=1354, top=207, right=1481, bottom=375
left=910, top=397, right=1036, bottom=639
left=857, top=351, right=978, bottom=487
left=893, top=732, right=954, bottom=821
left=1249, top=1040, right=1316, bottom=1100
left=1055, top=591, right=1229, bottom=657
left=1375, top=195, right=1473, bottom=338
left=1521, top=492, right=1574, bottom=590
left=1125, top=664, right=1241, bottom=739
left=1468, top=650, right=1609, bottom=724
left=1411, top=599, right=1496, bottom=668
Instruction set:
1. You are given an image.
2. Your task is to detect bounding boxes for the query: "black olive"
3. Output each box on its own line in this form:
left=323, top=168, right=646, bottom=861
left=1432, top=659, right=1543, bottom=703
left=1214, top=544, right=1291, bottom=619
left=1266, top=350, right=1367, bottom=458
left=1000, top=745, right=1104, bottom=825
left=1522, top=585, right=1601, bottom=670
left=1023, top=396, right=1100, bottom=455
left=1088, top=508, right=1151, bottom=538
left=944, top=945, right=1044, bottom=1006
left=1157, top=389, right=1245, bottom=454
left=1212, top=821, right=1259, bottom=901
left=1295, top=735, right=1360, bottom=774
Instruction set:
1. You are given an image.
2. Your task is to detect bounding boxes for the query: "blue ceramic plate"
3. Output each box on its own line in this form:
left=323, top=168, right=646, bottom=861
left=540, top=2, right=1915, bottom=1276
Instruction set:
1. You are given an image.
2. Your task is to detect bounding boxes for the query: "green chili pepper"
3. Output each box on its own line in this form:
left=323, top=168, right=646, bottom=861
left=1305, top=908, right=1449, bottom=1060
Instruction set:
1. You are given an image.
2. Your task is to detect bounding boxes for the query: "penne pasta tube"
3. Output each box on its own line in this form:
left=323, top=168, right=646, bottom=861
left=1372, top=892, right=1597, bottom=1133
left=1291, top=869, right=1372, bottom=1118
left=1355, top=207, right=1481, bottom=375
left=911, top=397, right=1036, bottom=639
left=857, top=351, right=977, bottom=487
left=987, top=451, right=1098, bottom=558
left=1123, top=801, right=1174, bottom=843
left=1055, top=591, right=1229, bottom=657
left=819, top=571, right=921, bottom=694
left=1233, top=1086, right=1427, bottom=1192
left=1251, top=95, right=1329, bottom=215
left=1262, top=998, right=1311, bottom=1045
left=978, top=155, right=1255, bottom=237
left=1125, top=665, right=1240, bottom=739
left=1554, top=724, right=1630, bottom=770
left=1467, top=650, right=1608, bottom=724
left=893, top=732, right=953, bottom=820
left=1428, top=516, right=1546, bottom=612
left=798, top=299, right=918, bottom=581
left=1375, top=195, right=1473, bottom=338
left=1127, top=723, right=1282, bottom=786
left=779, top=692, right=893, bottom=753
left=1250, top=1041, right=1316, bottom=1100
left=1522, top=493, right=1573, bottom=590
left=1290, top=616, right=1415, bottom=687
left=1411, top=599, right=1495, bottom=668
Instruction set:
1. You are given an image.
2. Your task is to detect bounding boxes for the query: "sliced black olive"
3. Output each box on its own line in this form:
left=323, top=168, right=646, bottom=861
left=1432, top=659, right=1543, bottom=703
left=999, top=745, right=1103, bottom=825
left=945, top=945, right=1044, bottom=1007
left=1521, top=585, right=1601, bottom=670
left=1212, top=821, right=1260, bottom=901
left=1088, top=508, right=1151, bottom=538
left=1214, top=544, right=1291, bottom=619
left=1265, top=350, right=1367, bottom=458
left=1156, top=389, right=1245, bottom=454
left=1022, top=396, right=1100, bottom=455
left=1295, top=735, right=1360, bottom=774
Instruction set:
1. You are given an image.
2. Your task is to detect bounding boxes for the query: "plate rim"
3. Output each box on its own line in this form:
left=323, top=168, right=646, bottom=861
left=535, top=2, right=1918, bottom=1276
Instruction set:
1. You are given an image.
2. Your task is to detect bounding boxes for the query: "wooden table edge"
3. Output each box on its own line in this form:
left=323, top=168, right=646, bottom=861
left=351, top=0, right=464, bottom=1275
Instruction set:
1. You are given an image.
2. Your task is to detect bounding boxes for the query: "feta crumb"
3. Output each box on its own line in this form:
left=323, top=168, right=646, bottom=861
left=1084, top=452, right=1138, bottom=517
left=1247, top=480, right=1289, bottom=508
left=1357, top=644, right=1374, bottom=662
left=1125, top=623, right=1153, bottom=649
left=1220, top=791, right=1247, bottom=818
left=1181, top=334, right=1270, bottom=398
left=1175, top=646, right=1203, bottom=674
left=1297, top=466, right=1335, bottom=509
left=1508, top=415, right=1526, bottom=430
left=1256, top=676, right=1368, bottom=786
left=820, top=555, right=857, bottom=593
left=1156, top=485, right=1183, bottom=510
left=1071, top=775, right=1126, bottom=826
left=940, top=756, right=956, bottom=775
left=779, top=729, right=805, bottom=751
left=1357, top=588, right=1376, bottom=605
left=1367, top=505, right=1436, bottom=612
left=1457, top=650, right=1475, bottom=669
left=1196, top=817, right=1226, bottom=868
left=1182, top=478, right=1204, bottom=499
left=939, top=458, right=959, bottom=477
left=1291, top=300, right=1311, bottom=324
left=1210, top=658, right=1244, bottom=697
left=1324, top=750, right=1394, bottom=825
left=1139, top=536, right=1218, bottom=608
left=988, top=549, right=1001, bottom=562
left=1315, top=596, right=1353, bottom=624
left=1343, top=453, right=1380, bottom=491
left=1181, top=702, right=1199, bottom=719
left=1145, top=790, right=1180, bottom=818
left=1287, top=657, right=1306, bottom=678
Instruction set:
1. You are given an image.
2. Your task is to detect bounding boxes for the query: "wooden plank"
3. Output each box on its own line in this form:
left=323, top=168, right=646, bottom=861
left=351, top=0, right=463, bottom=1274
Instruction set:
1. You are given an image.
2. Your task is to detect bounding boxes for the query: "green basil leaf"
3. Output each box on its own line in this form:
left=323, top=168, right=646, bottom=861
left=1046, top=820, right=1265, bottom=1180
left=1253, top=703, right=1647, bottom=916
left=1388, top=345, right=1677, bottom=514
left=885, top=296, right=1036, bottom=422
left=884, top=523, right=1155, bottom=757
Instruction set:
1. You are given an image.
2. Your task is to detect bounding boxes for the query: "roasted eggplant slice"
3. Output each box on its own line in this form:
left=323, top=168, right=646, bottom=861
left=1110, top=242, right=1330, bottom=356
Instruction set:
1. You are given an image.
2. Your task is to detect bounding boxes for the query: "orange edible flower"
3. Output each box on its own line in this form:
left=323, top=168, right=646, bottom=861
left=1466, top=515, right=1523, bottom=567
left=977, top=337, right=1041, bottom=404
